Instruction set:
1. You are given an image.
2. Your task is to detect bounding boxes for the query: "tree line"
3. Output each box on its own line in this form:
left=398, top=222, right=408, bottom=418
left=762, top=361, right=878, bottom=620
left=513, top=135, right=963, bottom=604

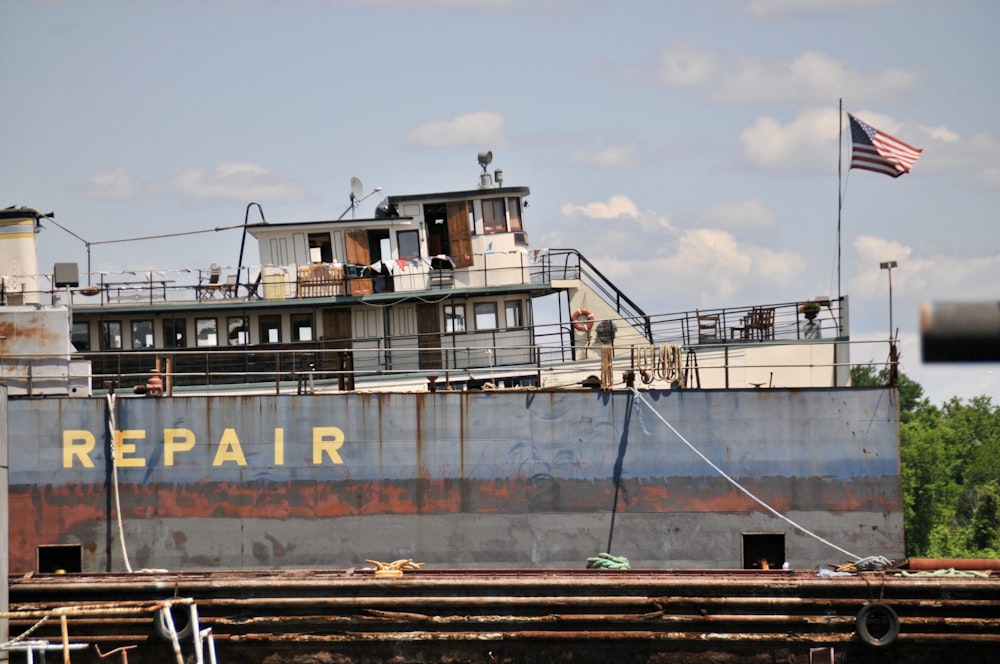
left=852, top=365, right=1000, bottom=558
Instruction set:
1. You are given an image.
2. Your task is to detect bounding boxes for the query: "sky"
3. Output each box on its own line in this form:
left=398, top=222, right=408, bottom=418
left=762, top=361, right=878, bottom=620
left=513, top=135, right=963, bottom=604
left=2, top=0, right=998, bottom=406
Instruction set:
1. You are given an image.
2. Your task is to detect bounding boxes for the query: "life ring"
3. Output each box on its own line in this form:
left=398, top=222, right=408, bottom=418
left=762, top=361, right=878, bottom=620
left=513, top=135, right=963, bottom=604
left=856, top=602, right=900, bottom=647
left=571, top=309, right=595, bottom=332
left=154, top=605, right=193, bottom=641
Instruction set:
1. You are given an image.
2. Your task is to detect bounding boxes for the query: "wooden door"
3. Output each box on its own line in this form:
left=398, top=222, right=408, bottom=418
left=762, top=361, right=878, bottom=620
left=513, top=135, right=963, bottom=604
left=322, top=308, right=353, bottom=348
left=445, top=202, right=473, bottom=268
left=416, top=302, right=442, bottom=369
left=345, top=230, right=369, bottom=264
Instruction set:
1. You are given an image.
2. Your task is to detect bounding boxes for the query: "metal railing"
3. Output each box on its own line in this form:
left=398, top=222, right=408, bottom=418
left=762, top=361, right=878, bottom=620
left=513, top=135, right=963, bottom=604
left=41, top=296, right=854, bottom=393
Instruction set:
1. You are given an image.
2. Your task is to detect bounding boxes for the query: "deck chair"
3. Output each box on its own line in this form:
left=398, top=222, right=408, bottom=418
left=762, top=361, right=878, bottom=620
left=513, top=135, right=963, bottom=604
left=245, top=271, right=263, bottom=300
left=696, top=310, right=720, bottom=343
left=222, top=274, right=237, bottom=298
left=198, top=263, right=222, bottom=299
left=753, top=307, right=775, bottom=340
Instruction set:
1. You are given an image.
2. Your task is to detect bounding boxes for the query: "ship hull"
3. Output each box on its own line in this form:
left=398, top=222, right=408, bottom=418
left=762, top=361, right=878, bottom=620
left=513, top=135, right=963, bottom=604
left=8, top=387, right=902, bottom=574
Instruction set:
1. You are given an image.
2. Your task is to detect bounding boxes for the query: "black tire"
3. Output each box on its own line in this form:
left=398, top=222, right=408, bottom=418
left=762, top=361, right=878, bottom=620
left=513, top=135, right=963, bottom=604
left=154, top=605, right=193, bottom=641
left=856, top=602, right=900, bottom=647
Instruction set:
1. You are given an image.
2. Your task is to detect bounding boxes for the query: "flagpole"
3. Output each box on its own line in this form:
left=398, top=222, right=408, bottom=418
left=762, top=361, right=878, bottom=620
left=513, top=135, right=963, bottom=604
left=837, top=98, right=843, bottom=333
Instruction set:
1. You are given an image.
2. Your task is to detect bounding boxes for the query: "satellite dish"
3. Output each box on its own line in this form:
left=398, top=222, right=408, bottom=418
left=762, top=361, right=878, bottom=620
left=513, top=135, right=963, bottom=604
left=350, top=176, right=364, bottom=200
left=477, top=151, right=493, bottom=170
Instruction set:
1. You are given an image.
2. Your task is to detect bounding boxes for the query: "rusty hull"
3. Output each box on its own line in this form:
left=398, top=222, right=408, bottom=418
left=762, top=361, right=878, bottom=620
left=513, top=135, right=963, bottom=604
left=9, top=387, right=903, bottom=573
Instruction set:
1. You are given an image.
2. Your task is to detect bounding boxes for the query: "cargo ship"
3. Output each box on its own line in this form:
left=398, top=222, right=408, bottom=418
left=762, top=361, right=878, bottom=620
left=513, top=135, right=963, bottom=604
left=2, top=153, right=902, bottom=578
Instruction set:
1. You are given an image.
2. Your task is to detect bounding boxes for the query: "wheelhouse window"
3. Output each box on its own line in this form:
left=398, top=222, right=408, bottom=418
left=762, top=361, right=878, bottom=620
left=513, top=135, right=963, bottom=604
left=101, top=321, right=122, bottom=350
left=291, top=313, right=313, bottom=341
left=131, top=320, right=154, bottom=349
left=195, top=318, right=218, bottom=347
left=308, top=232, right=333, bottom=263
left=397, top=230, right=420, bottom=259
left=71, top=322, right=90, bottom=351
left=228, top=316, right=249, bottom=345
left=505, top=301, right=523, bottom=328
left=259, top=315, right=282, bottom=344
left=444, top=304, right=466, bottom=333
left=507, top=197, right=523, bottom=231
left=474, top=302, right=498, bottom=330
left=482, top=198, right=506, bottom=233
left=163, top=318, right=187, bottom=348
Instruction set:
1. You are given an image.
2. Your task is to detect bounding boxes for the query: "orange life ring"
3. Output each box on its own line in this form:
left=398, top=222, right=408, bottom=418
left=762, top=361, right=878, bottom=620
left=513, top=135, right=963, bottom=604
left=572, top=309, right=595, bottom=332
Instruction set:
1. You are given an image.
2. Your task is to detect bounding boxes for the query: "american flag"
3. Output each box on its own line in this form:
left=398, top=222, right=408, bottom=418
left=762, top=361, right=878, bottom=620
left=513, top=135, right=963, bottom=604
left=848, top=113, right=923, bottom=178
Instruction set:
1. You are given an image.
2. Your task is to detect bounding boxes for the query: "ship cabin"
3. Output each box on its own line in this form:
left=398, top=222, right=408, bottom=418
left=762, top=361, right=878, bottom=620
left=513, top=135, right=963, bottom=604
left=3, top=155, right=852, bottom=397
left=63, top=167, right=557, bottom=392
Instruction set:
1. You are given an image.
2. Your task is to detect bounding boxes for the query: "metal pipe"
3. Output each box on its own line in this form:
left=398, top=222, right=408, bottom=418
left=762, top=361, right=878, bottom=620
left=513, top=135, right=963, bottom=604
left=908, top=557, right=1000, bottom=570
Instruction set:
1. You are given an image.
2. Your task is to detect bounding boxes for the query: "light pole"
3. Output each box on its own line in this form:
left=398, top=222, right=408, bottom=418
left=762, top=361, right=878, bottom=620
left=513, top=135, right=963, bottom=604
left=880, top=260, right=898, bottom=386
left=879, top=260, right=898, bottom=339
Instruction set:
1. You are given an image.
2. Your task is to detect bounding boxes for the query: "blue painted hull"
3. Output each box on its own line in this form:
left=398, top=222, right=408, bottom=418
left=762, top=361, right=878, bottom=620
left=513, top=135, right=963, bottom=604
left=7, top=387, right=902, bottom=573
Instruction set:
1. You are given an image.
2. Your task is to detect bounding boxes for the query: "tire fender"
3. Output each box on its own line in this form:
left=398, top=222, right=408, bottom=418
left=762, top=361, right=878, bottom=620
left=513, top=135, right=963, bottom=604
left=856, top=602, right=899, bottom=647
left=154, top=605, right=193, bottom=641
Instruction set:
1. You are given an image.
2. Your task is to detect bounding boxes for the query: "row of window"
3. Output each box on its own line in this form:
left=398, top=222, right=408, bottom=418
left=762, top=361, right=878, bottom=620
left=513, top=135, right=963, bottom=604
left=73, top=314, right=315, bottom=351
left=445, top=301, right=522, bottom=333
left=305, top=197, right=523, bottom=263
left=71, top=299, right=526, bottom=352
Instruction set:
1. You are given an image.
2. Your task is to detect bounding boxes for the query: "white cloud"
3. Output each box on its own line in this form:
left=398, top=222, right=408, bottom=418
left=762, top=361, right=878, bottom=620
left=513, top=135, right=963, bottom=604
left=561, top=194, right=639, bottom=219
left=74, top=168, right=144, bottom=200
left=647, top=42, right=920, bottom=106
left=852, top=234, right=1000, bottom=306
left=405, top=111, right=508, bottom=148
left=544, top=195, right=806, bottom=307
left=739, top=108, right=839, bottom=173
left=151, top=162, right=306, bottom=203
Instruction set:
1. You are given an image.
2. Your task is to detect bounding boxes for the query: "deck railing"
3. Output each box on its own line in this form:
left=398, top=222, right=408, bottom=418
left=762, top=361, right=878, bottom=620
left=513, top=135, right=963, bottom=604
left=21, top=296, right=854, bottom=393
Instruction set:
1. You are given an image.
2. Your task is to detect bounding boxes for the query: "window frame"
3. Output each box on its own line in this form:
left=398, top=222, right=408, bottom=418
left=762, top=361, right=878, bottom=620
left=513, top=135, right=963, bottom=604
left=130, top=319, right=154, bottom=349
left=291, top=313, right=314, bottom=342
left=227, top=316, right=249, bottom=346
left=504, top=300, right=523, bottom=329
left=101, top=320, right=123, bottom=350
left=482, top=198, right=507, bottom=234
left=195, top=318, right=219, bottom=347
left=259, top=314, right=282, bottom=344
left=397, top=229, right=420, bottom=259
left=507, top=197, right=523, bottom=232
left=71, top=321, right=91, bottom=351
left=163, top=318, right=187, bottom=349
left=444, top=304, right=466, bottom=333
left=474, top=302, right=498, bottom=330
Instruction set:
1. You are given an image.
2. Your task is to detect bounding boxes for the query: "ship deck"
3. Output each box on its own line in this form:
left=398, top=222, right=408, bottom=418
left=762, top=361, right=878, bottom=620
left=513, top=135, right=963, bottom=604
left=7, top=566, right=999, bottom=663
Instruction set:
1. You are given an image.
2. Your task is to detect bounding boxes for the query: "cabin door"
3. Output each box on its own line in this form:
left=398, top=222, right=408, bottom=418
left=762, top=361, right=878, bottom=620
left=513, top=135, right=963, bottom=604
left=416, top=303, right=442, bottom=370
left=445, top=202, right=473, bottom=268
left=322, top=308, right=353, bottom=348
left=346, top=230, right=369, bottom=264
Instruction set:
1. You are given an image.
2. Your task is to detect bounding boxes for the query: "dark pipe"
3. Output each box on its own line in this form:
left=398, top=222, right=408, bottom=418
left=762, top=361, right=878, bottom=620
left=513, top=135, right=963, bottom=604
left=236, top=203, right=266, bottom=297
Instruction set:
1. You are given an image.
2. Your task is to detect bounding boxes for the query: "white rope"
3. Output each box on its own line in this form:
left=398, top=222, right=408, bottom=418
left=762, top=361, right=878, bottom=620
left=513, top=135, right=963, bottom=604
left=106, top=393, right=133, bottom=573
left=628, top=386, right=860, bottom=560
left=0, top=615, right=49, bottom=648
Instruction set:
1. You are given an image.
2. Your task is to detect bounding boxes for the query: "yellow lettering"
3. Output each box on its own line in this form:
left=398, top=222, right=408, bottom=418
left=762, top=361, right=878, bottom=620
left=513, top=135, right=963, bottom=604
left=213, top=428, right=247, bottom=466
left=63, top=430, right=96, bottom=468
left=115, top=430, right=147, bottom=467
left=164, top=428, right=195, bottom=466
left=312, top=426, right=344, bottom=464
left=274, top=428, right=284, bottom=465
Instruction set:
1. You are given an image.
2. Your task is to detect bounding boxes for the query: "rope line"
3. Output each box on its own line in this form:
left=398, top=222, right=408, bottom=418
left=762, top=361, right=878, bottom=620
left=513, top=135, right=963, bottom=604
left=628, top=386, right=861, bottom=560
left=107, top=393, right=133, bottom=572
left=0, top=615, right=50, bottom=648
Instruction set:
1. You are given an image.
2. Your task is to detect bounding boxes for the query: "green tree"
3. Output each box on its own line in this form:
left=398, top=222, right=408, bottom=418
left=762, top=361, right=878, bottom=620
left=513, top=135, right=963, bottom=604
left=851, top=364, right=1000, bottom=557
